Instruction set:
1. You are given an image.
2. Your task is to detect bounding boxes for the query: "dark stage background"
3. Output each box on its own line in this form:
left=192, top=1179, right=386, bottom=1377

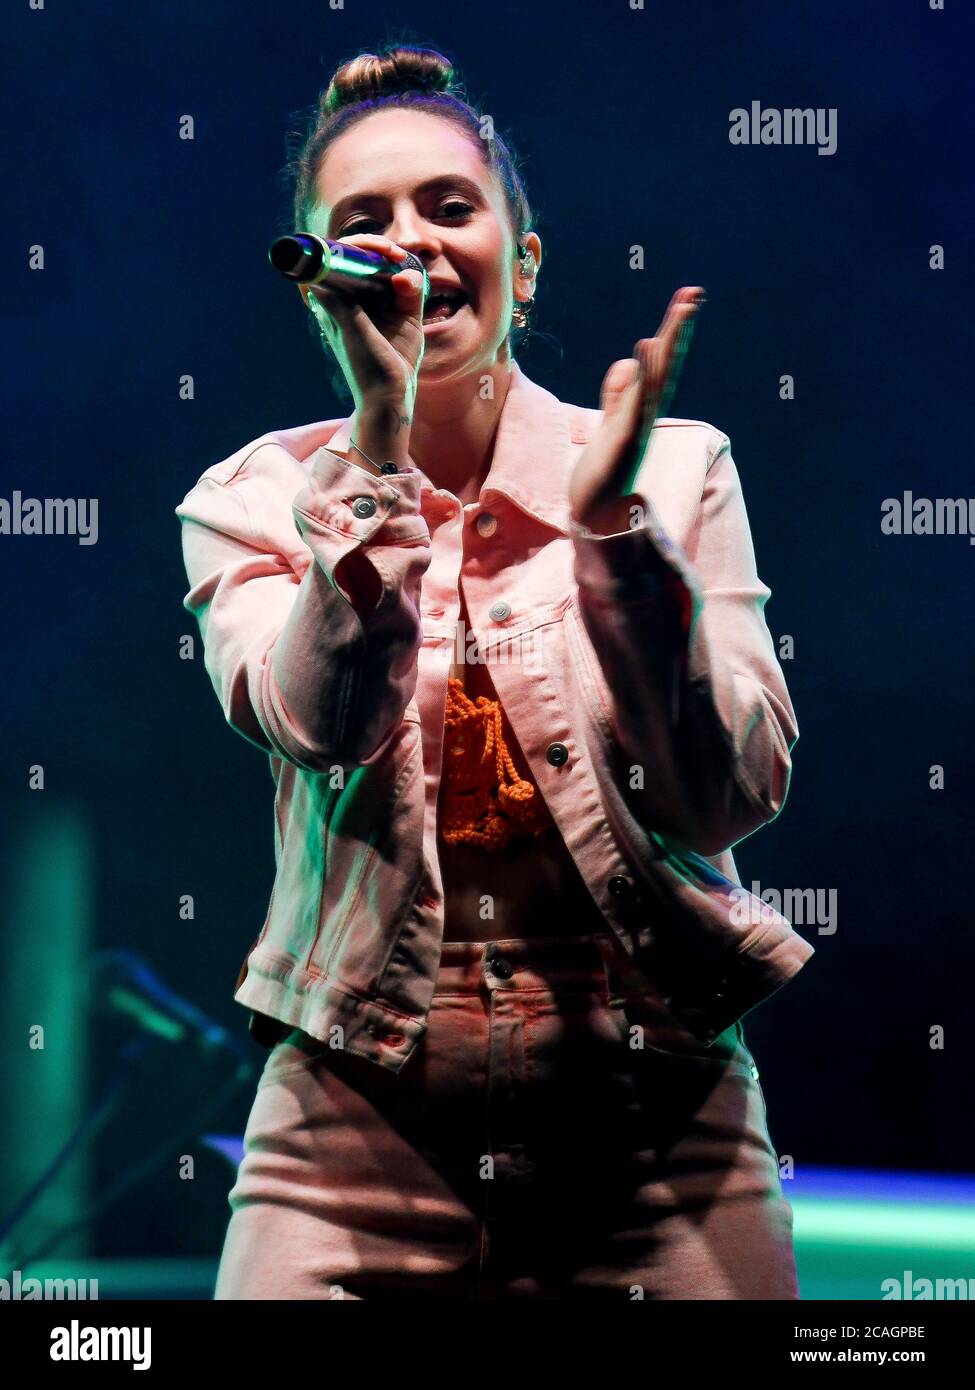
left=2, top=0, right=972, bottom=1279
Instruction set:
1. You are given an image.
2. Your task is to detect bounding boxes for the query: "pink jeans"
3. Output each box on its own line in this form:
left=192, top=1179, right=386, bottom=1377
left=214, top=933, right=800, bottom=1300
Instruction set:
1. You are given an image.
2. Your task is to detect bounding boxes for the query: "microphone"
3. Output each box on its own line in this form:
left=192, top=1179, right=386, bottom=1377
left=268, top=233, right=426, bottom=295
left=86, top=949, right=252, bottom=1062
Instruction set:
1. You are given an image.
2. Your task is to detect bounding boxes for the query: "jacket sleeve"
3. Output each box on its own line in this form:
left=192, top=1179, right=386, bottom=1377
left=568, top=430, right=797, bottom=857
left=175, top=445, right=432, bottom=772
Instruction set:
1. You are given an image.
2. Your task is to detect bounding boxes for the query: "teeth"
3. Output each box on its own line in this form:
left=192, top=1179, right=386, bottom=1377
left=423, top=293, right=465, bottom=322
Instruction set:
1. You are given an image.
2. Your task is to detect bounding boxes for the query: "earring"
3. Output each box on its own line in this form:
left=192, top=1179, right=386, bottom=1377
left=513, top=247, right=535, bottom=328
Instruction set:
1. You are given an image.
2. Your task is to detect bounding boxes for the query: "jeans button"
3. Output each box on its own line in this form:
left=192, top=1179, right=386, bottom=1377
left=351, top=496, right=378, bottom=519
left=487, top=954, right=514, bottom=980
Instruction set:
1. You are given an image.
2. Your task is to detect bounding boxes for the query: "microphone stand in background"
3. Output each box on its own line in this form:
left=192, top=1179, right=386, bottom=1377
left=0, top=952, right=256, bottom=1280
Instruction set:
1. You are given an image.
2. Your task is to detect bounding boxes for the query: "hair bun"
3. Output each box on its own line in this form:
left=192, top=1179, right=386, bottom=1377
left=322, top=46, right=456, bottom=114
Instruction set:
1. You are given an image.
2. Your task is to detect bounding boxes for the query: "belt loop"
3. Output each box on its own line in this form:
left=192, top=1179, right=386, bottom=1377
left=590, top=933, right=623, bottom=996
left=479, top=941, right=498, bottom=991
left=591, top=933, right=644, bottom=1000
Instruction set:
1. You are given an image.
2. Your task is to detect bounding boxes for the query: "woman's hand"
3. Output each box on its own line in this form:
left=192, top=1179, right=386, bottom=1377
left=569, top=286, right=706, bottom=534
left=307, top=233, right=428, bottom=468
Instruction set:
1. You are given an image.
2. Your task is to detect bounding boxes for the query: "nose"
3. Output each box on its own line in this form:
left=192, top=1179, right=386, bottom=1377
left=388, top=203, right=442, bottom=266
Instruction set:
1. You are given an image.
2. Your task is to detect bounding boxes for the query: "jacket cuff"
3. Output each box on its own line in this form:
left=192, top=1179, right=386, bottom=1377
left=293, top=447, right=429, bottom=617
left=298, top=446, right=423, bottom=526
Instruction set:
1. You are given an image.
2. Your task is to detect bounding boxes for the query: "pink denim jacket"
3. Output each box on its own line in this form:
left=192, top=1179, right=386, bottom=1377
left=175, top=360, right=813, bottom=1073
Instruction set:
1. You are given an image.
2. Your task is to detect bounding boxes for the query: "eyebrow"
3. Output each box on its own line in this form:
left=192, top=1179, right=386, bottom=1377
left=327, top=174, right=487, bottom=232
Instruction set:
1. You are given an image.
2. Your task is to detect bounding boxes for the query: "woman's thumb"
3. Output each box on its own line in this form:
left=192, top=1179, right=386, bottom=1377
left=600, top=357, right=640, bottom=417
left=390, top=266, right=429, bottom=314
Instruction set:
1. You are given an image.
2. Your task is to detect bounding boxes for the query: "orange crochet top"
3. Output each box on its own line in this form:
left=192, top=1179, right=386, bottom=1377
left=439, top=676, right=554, bottom=850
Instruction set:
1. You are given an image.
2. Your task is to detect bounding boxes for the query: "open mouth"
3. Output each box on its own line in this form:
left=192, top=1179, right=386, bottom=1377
left=422, top=289, right=469, bottom=324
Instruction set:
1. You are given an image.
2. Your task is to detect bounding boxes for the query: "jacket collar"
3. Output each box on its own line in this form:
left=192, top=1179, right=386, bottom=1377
left=321, top=361, right=592, bottom=537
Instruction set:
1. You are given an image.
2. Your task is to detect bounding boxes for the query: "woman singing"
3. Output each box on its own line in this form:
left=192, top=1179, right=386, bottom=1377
left=175, top=43, right=814, bottom=1300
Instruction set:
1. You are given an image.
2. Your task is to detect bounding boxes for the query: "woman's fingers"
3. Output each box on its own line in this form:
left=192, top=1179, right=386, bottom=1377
left=387, top=265, right=428, bottom=319
left=309, top=233, right=414, bottom=315
left=645, top=287, right=704, bottom=359
left=630, top=288, right=704, bottom=416
left=309, top=280, right=361, bottom=318
left=652, top=287, right=705, bottom=367
left=333, top=232, right=417, bottom=298
left=579, top=289, right=704, bottom=515
left=332, top=231, right=410, bottom=261
left=660, top=284, right=706, bottom=328
left=659, top=291, right=703, bottom=410
left=667, top=290, right=703, bottom=366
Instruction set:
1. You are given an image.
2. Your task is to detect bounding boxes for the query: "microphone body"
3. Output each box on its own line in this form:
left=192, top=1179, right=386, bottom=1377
left=268, top=233, right=425, bottom=294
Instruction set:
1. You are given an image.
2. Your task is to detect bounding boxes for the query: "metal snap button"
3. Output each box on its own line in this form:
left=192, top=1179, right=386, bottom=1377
left=476, top=512, right=498, bottom=537
left=351, top=496, right=377, bottom=519
left=488, top=600, right=511, bottom=621
left=607, top=875, right=632, bottom=897
left=546, top=742, right=568, bottom=766
left=487, top=955, right=514, bottom=980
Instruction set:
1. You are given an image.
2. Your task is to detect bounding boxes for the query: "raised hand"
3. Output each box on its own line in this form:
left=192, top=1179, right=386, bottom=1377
left=569, top=286, right=706, bottom=534
left=301, top=233, right=428, bottom=471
